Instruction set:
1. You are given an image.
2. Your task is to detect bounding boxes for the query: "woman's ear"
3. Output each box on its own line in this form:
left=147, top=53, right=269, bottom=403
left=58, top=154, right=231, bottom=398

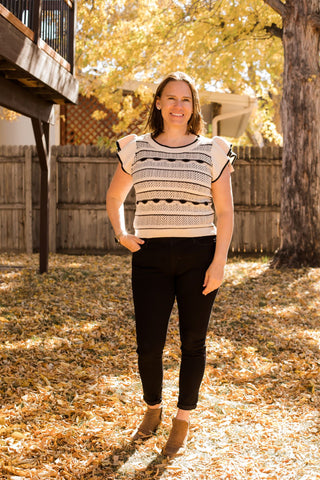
left=156, top=97, right=161, bottom=110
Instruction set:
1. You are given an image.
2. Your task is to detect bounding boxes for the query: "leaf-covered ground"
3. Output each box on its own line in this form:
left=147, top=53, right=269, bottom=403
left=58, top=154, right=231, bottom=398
left=0, top=253, right=320, bottom=480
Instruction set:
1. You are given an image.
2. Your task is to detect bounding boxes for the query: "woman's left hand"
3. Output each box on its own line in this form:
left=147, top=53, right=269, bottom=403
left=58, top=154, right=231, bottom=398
left=202, top=262, right=225, bottom=295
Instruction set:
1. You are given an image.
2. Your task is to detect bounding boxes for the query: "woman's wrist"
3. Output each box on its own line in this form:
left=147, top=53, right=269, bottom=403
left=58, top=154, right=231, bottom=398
left=210, top=256, right=227, bottom=268
left=114, top=230, right=127, bottom=243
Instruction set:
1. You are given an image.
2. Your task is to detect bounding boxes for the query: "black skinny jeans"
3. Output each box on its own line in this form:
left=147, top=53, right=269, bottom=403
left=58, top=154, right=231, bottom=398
left=132, top=236, right=218, bottom=410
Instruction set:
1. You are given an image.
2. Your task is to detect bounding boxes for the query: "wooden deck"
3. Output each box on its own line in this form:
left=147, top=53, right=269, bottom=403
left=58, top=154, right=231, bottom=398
left=0, top=7, right=78, bottom=115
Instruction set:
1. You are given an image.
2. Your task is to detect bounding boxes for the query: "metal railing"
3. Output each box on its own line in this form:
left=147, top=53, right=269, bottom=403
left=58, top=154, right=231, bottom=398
left=2, top=0, right=33, bottom=28
left=1, top=0, right=74, bottom=69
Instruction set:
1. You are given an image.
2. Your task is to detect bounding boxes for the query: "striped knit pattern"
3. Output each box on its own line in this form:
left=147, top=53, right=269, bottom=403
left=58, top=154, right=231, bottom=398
left=117, top=133, right=234, bottom=238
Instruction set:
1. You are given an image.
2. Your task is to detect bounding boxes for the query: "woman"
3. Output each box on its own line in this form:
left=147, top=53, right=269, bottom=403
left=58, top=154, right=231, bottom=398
left=106, top=71, right=235, bottom=457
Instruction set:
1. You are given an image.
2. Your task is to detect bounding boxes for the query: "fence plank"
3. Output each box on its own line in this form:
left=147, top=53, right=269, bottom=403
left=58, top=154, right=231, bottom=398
left=25, top=147, right=33, bottom=253
left=0, top=148, right=25, bottom=251
left=49, top=148, right=57, bottom=252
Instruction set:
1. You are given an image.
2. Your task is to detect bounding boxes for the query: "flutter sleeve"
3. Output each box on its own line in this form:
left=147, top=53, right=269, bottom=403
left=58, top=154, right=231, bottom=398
left=211, top=136, right=237, bottom=182
left=116, top=134, right=137, bottom=175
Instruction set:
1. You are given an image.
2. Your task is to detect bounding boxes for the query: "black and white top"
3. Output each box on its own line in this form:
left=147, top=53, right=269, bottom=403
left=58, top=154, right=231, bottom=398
left=117, top=133, right=235, bottom=238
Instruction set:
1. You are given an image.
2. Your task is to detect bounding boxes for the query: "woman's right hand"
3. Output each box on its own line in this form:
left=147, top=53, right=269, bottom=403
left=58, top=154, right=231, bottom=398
left=119, top=233, right=145, bottom=252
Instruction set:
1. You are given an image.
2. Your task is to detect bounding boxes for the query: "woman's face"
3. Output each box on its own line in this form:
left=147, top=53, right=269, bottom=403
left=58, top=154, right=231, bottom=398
left=156, top=80, right=193, bottom=132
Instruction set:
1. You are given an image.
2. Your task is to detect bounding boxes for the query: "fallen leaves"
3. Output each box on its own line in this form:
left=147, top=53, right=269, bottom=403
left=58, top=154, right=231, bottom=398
left=0, top=253, right=320, bottom=479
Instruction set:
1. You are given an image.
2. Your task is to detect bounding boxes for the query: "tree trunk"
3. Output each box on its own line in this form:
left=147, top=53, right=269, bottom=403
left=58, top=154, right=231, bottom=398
left=271, top=0, right=320, bottom=267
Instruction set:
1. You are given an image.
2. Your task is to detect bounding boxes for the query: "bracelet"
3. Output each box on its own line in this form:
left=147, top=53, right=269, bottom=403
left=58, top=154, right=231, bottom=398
left=114, top=231, right=126, bottom=243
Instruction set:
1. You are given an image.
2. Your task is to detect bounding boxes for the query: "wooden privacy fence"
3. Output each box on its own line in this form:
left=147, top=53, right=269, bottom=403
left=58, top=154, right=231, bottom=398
left=0, top=144, right=282, bottom=254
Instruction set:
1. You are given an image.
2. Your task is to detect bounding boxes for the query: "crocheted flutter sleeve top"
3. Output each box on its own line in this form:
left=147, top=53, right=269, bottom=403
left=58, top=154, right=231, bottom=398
left=116, top=133, right=236, bottom=239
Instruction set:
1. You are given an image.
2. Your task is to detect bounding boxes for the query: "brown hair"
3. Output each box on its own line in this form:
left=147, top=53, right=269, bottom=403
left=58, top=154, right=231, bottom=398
left=146, top=72, right=204, bottom=137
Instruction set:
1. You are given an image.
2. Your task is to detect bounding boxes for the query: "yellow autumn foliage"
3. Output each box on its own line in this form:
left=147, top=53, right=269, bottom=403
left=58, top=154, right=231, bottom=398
left=76, top=0, right=283, bottom=145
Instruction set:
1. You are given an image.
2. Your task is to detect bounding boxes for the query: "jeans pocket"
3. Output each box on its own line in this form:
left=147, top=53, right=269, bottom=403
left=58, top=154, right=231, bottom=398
left=132, top=239, right=148, bottom=252
left=132, top=239, right=149, bottom=264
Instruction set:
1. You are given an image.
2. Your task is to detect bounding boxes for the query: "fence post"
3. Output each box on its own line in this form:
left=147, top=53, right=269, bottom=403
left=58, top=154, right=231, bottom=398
left=24, top=146, right=33, bottom=254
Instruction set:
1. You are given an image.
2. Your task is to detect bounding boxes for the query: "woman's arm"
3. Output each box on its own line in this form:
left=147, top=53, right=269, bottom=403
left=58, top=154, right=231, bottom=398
left=106, top=164, right=144, bottom=252
left=202, top=167, right=234, bottom=295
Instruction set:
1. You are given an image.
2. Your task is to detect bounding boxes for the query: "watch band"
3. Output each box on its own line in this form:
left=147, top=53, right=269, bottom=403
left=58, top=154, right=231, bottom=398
left=114, top=231, right=125, bottom=243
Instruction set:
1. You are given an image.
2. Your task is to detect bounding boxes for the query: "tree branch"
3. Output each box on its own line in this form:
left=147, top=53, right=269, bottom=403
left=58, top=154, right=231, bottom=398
left=308, top=13, right=320, bottom=31
left=263, top=0, right=287, bottom=18
left=265, top=23, right=283, bottom=38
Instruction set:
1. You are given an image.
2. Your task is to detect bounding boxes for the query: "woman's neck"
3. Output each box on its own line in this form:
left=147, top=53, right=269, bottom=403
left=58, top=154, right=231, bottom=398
left=154, top=130, right=196, bottom=147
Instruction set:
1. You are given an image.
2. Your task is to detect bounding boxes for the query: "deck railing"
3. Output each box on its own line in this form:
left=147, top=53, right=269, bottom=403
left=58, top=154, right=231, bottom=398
left=0, top=0, right=75, bottom=70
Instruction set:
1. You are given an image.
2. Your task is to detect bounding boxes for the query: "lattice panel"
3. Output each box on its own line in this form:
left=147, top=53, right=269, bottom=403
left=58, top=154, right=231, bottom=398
left=61, top=95, right=147, bottom=145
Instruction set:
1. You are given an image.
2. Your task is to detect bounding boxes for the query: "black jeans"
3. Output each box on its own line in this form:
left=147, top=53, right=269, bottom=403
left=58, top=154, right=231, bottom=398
left=132, top=236, right=218, bottom=410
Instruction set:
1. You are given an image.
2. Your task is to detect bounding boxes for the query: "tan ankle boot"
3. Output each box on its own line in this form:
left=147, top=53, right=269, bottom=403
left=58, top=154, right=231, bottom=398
left=162, top=418, right=189, bottom=457
left=132, top=407, right=162, bottom=440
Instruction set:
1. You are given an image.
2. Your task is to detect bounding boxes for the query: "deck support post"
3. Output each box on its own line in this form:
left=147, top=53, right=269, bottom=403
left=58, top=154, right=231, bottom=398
left=32, top=118, right=50, bottom=274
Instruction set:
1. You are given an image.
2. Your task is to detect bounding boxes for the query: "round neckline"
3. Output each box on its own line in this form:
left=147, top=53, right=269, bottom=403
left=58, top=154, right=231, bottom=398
left=148, top=133, right=199, bottom=149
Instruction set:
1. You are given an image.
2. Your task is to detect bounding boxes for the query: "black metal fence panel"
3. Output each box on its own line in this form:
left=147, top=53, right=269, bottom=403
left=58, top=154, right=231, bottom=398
left=1, top=0, right=73, bottom=64
left=2, top=0, right=34, bottom=28
left=41, top=0, right=71, bottom=61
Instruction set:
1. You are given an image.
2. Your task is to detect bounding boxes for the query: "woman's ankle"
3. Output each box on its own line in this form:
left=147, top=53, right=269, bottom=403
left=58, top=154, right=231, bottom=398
left=147, top=403, right=162, bottom=410
left=175, top=408, right=190, bottom=422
